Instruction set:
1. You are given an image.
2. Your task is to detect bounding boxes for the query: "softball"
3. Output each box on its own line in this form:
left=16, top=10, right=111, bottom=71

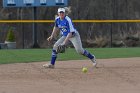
left=82, top=67, right=88, bottom=73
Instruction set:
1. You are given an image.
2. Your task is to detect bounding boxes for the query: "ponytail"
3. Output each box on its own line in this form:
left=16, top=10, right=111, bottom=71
left=64, top=6, right=71, bottom=15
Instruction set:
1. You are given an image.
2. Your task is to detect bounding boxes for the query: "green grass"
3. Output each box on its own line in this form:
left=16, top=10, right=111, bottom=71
left=0, top=48, right=140, bottom=64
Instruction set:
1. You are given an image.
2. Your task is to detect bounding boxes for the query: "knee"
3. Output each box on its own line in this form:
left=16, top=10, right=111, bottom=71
left=53, top=44, right=58, bottom=50
left=76, top=49, right=84, bottom=55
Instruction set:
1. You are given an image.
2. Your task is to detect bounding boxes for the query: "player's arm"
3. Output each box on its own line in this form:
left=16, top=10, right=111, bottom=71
left=62, top=17, right=75, bottom=45
left=47, top=26, right=59, bottom=41
left=47, top=18, right=59, bottom=41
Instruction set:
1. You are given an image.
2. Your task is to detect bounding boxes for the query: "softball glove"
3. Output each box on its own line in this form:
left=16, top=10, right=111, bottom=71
left=56, top=45, right=66, bottom=53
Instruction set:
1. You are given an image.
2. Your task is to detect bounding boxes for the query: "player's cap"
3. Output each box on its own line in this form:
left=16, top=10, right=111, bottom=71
left=58, top=8, right=65, bottom=13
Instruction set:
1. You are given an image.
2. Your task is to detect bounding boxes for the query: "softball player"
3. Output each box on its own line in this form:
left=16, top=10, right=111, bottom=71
left=43, top=7, right=97, bottom=68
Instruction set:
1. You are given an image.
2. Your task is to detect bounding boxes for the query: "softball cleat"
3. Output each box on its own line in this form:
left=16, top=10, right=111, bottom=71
left=91, top=56, right=97, bottom=67
left=43, top=63, right=55, bottom=69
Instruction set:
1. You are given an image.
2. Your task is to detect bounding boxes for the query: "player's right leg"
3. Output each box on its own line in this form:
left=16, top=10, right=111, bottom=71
left=43, top=36, right=66, bottom=68
left=69, top=32, right=97, bottom=67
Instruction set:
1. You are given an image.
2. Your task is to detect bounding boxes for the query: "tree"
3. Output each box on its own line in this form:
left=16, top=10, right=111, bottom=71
left=6, top=27, right=16, bottom=42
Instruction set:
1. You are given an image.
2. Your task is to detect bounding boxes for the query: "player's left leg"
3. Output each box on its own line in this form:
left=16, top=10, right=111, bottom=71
left=43, top=36, right=66, bottom=68
left=69, top=32, right=97, bottom=67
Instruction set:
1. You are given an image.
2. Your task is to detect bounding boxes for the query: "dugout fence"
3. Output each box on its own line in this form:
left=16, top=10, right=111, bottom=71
left=0, top=20, right=140, bottom=48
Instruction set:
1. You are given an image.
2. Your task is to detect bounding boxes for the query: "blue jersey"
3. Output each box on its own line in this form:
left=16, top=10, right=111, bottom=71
left=55, top=16, right=77, bottom=36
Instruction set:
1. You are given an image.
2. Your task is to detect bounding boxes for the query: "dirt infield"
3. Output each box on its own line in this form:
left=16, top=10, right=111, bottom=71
left=0, top=57, right=140, bottom=93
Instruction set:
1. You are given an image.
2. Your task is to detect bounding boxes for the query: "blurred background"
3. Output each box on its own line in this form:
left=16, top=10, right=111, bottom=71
left=0, top=0, right=140, bottom=49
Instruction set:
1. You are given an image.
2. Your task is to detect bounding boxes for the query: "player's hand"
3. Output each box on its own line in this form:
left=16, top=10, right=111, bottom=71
left=47, top=36, right=53, bottom=42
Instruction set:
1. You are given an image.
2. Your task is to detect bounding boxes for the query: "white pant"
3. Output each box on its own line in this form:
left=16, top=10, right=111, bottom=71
left=53, top=32, right=84, bottom=54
